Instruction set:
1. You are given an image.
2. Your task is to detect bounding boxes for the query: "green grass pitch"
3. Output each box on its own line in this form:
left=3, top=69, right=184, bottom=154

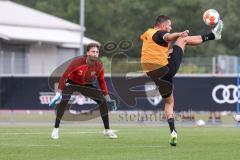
left=0, top=125, right=239, bottom=160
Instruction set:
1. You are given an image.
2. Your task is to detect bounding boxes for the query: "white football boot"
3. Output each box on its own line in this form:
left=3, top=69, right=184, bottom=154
left=51, top=128, right=59, bottom=140
left=169, top=130, right=177, bottom=146
left=212, top=20, right=224, bottom=40
left=103, top=129, right=118, bottom=139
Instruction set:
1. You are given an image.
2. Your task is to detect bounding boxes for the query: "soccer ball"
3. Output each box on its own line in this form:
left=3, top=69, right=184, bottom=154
left=196, top=119, right=206, bottom=127
left=203, top=9, right=220, bottom=26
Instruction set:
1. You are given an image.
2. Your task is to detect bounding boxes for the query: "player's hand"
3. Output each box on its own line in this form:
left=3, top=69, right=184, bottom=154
left=180, top=30, right=189, bottom=38
left=104, top=94, right=117, bottom=111
left=49, top=91, right=62, bottom=107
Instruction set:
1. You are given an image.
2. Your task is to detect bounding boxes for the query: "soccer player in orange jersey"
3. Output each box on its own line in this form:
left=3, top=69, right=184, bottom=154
left=140, top=15, right=223, bottom=146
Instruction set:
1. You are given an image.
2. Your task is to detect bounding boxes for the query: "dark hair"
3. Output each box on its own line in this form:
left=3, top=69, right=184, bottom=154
left=86, top=43, right=100, bottom=52
left=155, top=15, right=170, bottom=26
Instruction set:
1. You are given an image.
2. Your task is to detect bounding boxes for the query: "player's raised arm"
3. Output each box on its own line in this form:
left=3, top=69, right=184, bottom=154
left=163, top=30, right=189, bottom=42
left=152, top=30, right=189, bottom=45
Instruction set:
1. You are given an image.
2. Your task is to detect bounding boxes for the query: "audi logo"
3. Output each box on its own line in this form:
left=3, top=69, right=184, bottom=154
left=212, top=84, right=240, bottom=104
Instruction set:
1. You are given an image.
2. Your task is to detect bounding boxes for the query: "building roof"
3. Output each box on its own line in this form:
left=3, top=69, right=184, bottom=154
left=0, top=0, right=98, bottom=47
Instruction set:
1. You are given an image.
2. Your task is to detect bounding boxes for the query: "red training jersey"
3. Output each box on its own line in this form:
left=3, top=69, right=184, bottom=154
left=58, top=56, right=108, bottom=95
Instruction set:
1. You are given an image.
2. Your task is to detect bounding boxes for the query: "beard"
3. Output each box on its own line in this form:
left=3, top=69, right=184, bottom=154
left=87, top=56, right=99, bottom=63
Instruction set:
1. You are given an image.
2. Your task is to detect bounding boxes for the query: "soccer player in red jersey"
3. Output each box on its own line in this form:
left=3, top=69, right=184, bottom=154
left=50, top=43, right=117, bottom=139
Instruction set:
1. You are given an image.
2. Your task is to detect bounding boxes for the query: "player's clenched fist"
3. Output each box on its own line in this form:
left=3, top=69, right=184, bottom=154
left=180, top=30, right=189, bottom=38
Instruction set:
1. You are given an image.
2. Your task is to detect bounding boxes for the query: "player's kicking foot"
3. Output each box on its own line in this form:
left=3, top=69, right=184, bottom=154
left=51, top=128, right=59, bottom=140
left=169, top=130, right=177, bottom=146
left=103, top=129, right=118, bottom=139
left=212, top=20, right=223, bottom=40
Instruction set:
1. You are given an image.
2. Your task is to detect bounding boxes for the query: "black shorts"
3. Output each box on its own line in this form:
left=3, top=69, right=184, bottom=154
left=55, top=79, right=108, bottom=121
left=64, top=79, right=103, bottom=104
left=163, top=45, right=183, bottom=83
left=147, top=45, right=183, bottom=98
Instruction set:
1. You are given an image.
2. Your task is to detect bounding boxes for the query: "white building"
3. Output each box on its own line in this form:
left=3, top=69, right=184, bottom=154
left=0, top=0, right=98, bottom=75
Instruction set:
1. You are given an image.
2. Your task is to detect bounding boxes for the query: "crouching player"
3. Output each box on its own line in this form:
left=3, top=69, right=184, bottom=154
left=49, top=43, right=117, bottom=139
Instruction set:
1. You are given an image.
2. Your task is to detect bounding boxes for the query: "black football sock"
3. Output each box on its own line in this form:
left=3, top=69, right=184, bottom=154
left=54, top=118, right=61, bottom=128
left=99, top=100, right=110, bottom=129
left=167, top=118, right=176, bottom=133
left=201, top=32, right=215, bottom=42
left=101, top=114, right=110, bottom=129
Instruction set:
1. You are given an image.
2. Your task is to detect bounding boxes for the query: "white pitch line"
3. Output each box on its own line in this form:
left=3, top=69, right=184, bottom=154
left=64, top=130, right=119, bottom=135
left=0, top=132, right=47, bottom=135
left=0, top=130, right=120, bottom=135
left=124, top=145, right=164, bottom=148
left=0, top=144, right=61, bottom=147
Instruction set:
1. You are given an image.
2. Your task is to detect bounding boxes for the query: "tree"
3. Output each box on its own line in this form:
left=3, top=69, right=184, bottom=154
left=14, top=0, right=240, bottom=57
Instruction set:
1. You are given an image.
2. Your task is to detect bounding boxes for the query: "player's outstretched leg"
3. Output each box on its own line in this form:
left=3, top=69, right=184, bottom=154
left=175, top=19, right=224, bottom=51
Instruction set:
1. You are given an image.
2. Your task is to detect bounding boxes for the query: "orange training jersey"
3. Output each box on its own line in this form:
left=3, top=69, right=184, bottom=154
left=140, top=28, right=169, bottom=72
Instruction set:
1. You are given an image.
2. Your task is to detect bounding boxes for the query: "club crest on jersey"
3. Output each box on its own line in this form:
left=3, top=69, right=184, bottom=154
left=77, top=70, right=83, bottom=75
left=91, top=71, right=96, bottom=76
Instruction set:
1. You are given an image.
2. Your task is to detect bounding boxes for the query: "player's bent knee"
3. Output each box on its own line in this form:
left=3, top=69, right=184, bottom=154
left=175, top=37, right=187, bottom=51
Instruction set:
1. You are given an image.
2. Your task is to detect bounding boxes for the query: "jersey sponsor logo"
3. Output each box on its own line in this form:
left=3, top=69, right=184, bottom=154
left=145, top=82, right=162, bottom=106
left=212, top=84, right=239, bottom=104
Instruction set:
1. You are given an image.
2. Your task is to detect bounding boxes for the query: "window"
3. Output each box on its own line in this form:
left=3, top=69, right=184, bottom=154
left=0, top=43, right=28, bottom=74
left=57, top=47, right=78, bottom=66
